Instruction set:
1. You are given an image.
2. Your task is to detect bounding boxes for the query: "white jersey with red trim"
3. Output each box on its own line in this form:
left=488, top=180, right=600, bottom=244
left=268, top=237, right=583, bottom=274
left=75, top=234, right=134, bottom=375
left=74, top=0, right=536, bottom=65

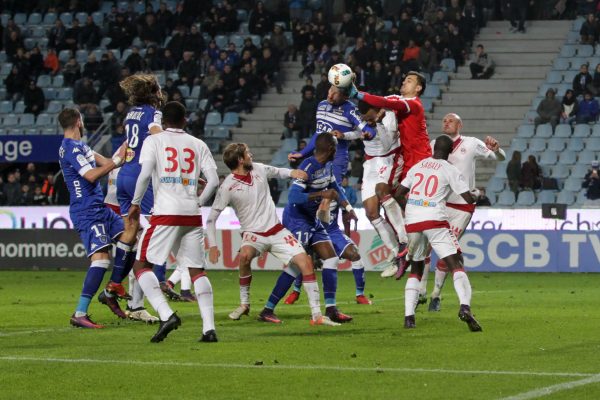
left=139, top=128, right=216, bottom=216
left=211, top=163, right=291, bottom=234
left=363, top=111, right=400, bottom=157
left=104, top=168, right=119, bottom=207
left=401, top=157, right=469, bottom=228
left=431, top=135, right=498, bottom=206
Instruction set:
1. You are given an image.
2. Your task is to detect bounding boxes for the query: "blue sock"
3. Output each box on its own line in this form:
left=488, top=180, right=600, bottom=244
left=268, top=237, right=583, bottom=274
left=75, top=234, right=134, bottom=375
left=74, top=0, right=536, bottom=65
left=266, top=271, right=297, bottom=310
left=293, top=274, right=302, bottom=293
left=76, top=261, right=109, bottom=314
left=322, top=268, right=338, bottom=307
left=352, top=261, right=365, bottom=296
left=153, top=263, right=167, bottom=283
left=110, top=241, right=133, bottom=283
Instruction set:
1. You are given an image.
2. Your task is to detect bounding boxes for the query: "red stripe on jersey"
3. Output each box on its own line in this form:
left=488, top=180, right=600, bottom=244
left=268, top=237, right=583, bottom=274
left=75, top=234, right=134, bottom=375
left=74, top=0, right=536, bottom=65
left=451, top=136, right=463, bottom=152
left=252, top=223, right=285, bottom=237
left=138, top=225, right=157, bottom=263
left=150, top=215, right=203, bottom=226
left=191, top=271, right=207, bottom=283
left=105, top=203, right=121, bottom=214
left=405, top=220, right=450, bottom=233
left=447, top=202, right=476, bottom=214
left=134, top=267, right=153, bottom=280
left=387, top=148, right=403, bottom=187
left=232, top=173, right=253, bottom=185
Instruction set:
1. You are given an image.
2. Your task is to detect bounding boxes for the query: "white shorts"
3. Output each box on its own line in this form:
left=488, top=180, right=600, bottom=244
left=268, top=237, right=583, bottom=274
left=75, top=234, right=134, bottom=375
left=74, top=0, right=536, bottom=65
left=446, top=206, right=473, bottom=239
left=361, top=150, right=403, bottom=201
left=241, top=227, right=305, bottom=265
left=408, top=227, right=461, bottom=262
left=138, top=225, right=207, bottom=270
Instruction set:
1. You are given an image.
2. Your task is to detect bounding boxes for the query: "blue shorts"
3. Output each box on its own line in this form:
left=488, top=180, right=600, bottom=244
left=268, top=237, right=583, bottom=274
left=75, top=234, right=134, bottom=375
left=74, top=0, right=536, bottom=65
left=117, top=173, right=154, bottom=216
left=283, top=213, right=330, bottom=248
left=325, top=220, right=354, bottom=258
left=72, top=207, right=124, bottom=257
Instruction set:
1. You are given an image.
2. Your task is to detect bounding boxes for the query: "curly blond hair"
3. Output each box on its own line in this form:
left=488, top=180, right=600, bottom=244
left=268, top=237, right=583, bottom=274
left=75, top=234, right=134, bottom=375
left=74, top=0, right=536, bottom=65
left=119, top=73, right=165, bottom=108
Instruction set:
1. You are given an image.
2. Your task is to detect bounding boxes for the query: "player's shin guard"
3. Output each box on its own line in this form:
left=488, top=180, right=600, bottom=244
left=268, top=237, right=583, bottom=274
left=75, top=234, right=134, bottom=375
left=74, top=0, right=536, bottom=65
left=419, top=257, right=431, bottom=297
left=153, top=263, right=167, bottom=283
left=351, top=260, right=366, bottom=296
left=404, top=274, right=421, bottom=317
left=372, top=216, right=399, bottom=254
left=266, top=266, right=299, bottom=310
left=193, top=273, right=215, bottom=334
left=292, top=274, right=302, bottom=294
left=135, top=268, right=173, bottom=321
left=110, top=241, right=135, bottom=284
left=380, top=195, right=408, bottom=243
left=302, top=273, right=322, bottom=320
left=322, top=257, right=339, bottom=307
left=239, top=274, right=252, bottom=306
left=431, top=263, right=448, bottom=299
left=75, top=259, right=110, bottom=316
left=128, top=270, right=144, bottom=309
left=452, top=269, right=472, bottom=306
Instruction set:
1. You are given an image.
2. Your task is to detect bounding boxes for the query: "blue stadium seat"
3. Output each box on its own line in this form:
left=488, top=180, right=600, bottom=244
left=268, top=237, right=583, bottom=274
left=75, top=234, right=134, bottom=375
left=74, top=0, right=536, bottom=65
left=547, top=137, right=566, bottom=151
left=497, top=191, right=515, bottom=206
left=280, top=138, right=297, bottom=153
left=579, top=150, right=596, bottom=164
left=539, top=151, right=558, bottom=165
left=20, top=114, right=35, bottom=127
left=573, top=124, right=591, bottom=137
left=563, top=70, right=578, bottom=83
left=177, top=85, right=190, bottom=98
left=13, top=101, right=25, bottom=113
left=237, top=9, right=248, bottom=21
left=198, top=99, right=208, bottom=111
left=46, top=101, right=62, bottom=113
left=422, top=84, right=440, bottom=98
left=535, top=124, right=553, bottom=138
left=570, top=57, right=587, bottom=69
left=516, top=191, right=535, bottom=206
left=215, top=35, right=228, bottom=49
left=0, top=127, right=8, bottom=135
left=14, top=13, right=27, bottom=25
left=546, top=71, right=562, bottom=84
left=556, top=191, right=576, bottom=205
left=42, top=127, right=58, bottom=135
left=440, top=58, right=455, bottom=72
left=563, top=177, right=583, bottom=192
left=523, top=110, right=538, bottom=124
left=43, top=12, right=57, bottom=25
left=576, top=44, right=594, bottom=57
left=517, top=125, right=535, bottom=138
left=0, top=52, right=6, bottom=63
left=31, top=26, right=47, bottom=38
left=205, top=112, right=222, bottom=126
left=190, top=85, right=202, bottom=98
left=593, top=124, right=600, bottom=136
left=536, top=191, right=556, bottom=204
left=229, top=34, right=244, bottom=48
left=572, top=163, right=589, bottom=177
left=239, top=22, right=249, bottom=34
left=552, top=58, right=570, bottom=70
left=25, top=128, right=40, bottom=135
left=0, top=101, right=13, bottom=113
left=76, top=49, right=88, bottom=63
left=271, top=150, right=289, bottom=167
left=185, top=99, right=198, bottom=110
left=510, top=137, right=528, bottom=152
left=566, top=138, right=584, bottom=151
left=554, top=124, right=572, bottom=137
left=421, top=98, right=433, bottom=112
left=24, top=38, right=37, bottom=51
left=432, top=71, right=449, bottom=85
left=529, top=138, right=546, bottom=152
left=36, top=113, right=54, bottom=127
left=575, top=191, right=588, bottom=205
left=585, top=137, right=600, bottom=151
left=52, top=75, right=64, bottom=88
left=28, top=13, right=43, bottom=25
left=37, top=38, right=49, bottom=50
left=486, top=177, right=505, bottom=194
left=552, top=164, right=570, bottom=178
left=494, top=162, right=508, bottom=179
left=203, top=138, right=221, bottom=153
left=250, top=35, right=261, bottom=47
left=211, top=126, right=230, bottom=139
left=58, top=49, right=72, bottom=63
left=3, top=114, right=18, bottom=127
left=560, top=44, right=576, bottom=57
left=0, top=63, right=13, bottom=76
left=37, top=75, right=52, bottom=88
left=558, top=150, right=577, bottom=165
left=57, top=87, right=73, bottom=100
left=222, top=112, right=240, bottom=126
left=92, top=11, right=104, bottom=26
left=60, top=12, right=73, bottom=25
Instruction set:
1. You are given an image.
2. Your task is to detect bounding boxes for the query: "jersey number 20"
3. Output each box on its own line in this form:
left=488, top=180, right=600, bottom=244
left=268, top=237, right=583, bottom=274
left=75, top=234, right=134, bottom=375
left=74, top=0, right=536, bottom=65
left=410, top=173, right=439, bottom=197
left=165, top=147, right=195, bottom=173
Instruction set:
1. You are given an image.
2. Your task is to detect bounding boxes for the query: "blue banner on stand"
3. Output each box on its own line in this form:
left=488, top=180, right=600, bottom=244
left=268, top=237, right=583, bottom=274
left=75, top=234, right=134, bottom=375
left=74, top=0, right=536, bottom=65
left=0, top=135, right=63, bottom=162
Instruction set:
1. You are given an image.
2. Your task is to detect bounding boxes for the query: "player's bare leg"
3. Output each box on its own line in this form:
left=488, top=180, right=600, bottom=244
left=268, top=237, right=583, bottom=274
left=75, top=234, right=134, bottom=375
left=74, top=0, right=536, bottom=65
left=444, top=254, right=481, bottom=332
left=229, top=245, right=255, bottom=320
left=313, top=241, right=353, bottom=323
left=189, top=267, right=217, bottom=342
left=364, top=193, right=400, bottom=278
left=340, top=245, right=371, bottom=305
left=404, top=259, right=425, bottom=328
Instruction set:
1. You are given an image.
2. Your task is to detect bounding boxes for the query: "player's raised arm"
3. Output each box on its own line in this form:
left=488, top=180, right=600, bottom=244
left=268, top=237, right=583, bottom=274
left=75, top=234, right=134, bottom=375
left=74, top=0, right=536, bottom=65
left=344, top=105, right=377, bottom=140
left=261, top=163, right=308, bottom=181
left=481, top=136, right=506, bottom=161
left=289, top=130, right=318, bottom=161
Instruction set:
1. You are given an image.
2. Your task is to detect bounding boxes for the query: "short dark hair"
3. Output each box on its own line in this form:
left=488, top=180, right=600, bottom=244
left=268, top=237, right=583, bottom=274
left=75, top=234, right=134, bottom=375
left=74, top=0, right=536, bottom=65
left=433, top=134, right=453, bottom=157
left=58, top=108, right=81, bottom=129
left=406, top=70, right=426, bottom=96
left=162, top=101, right=186, bottom=127
left=222, top=143, right=247, bottom=170
left=357, top=100, right=378, bottom=115
left=477, top=44, right=484, bottom=49
left=315, top=132, right=336, bottom=153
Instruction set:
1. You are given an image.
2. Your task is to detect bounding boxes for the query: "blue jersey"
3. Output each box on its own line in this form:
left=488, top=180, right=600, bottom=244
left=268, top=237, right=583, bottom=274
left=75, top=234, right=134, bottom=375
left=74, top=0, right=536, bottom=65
left=119, top=104, right=162, bottom=177
left=299, top=100, right=376, bottom=183
left=59, top=138, right=105, bottom=216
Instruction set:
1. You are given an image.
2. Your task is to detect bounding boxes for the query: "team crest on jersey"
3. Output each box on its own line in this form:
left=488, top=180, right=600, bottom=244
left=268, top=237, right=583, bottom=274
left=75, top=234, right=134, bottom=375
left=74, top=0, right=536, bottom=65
left=460, top=147, right=467, bottom=154
left=126, top=148, right=135, bottom=162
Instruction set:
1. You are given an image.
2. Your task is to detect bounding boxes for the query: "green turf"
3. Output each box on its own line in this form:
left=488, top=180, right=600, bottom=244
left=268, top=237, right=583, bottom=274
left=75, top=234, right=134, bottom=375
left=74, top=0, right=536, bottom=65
left=0, top=271, right=599, bottom=400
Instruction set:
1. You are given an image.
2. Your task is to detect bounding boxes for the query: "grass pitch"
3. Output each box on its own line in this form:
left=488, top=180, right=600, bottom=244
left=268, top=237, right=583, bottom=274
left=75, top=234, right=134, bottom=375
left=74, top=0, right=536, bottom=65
left=0, top=270, right=599, bottom=400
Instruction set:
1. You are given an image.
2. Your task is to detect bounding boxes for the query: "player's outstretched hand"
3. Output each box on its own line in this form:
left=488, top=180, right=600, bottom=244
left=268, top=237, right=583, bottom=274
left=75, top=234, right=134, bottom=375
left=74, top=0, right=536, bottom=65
left=209, top=246, right=220, bottom=264
left=128, top=204, right=141, bottom=222
left=290, top=169, right=308, bottom=181
left=348, top=83, right=359, bottom=98
left=288, top=152, right=302, bottom=161
left=342, top=209, right=359, bottom=236
left=484, top=136, right=499, bottom=152
left=331, top=130, right=345, bottom=139
left=321, top=189, right=338, bottom=201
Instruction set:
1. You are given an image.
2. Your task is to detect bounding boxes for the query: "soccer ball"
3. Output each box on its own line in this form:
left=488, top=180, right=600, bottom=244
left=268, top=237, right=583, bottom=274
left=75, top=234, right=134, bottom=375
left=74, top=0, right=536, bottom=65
left=328, top=64, right=354, bottom=88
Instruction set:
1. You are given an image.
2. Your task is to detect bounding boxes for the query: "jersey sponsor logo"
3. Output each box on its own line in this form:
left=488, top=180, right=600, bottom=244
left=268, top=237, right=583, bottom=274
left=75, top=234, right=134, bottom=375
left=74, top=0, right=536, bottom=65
left=316, top=120, right=334, bottom=133
left=407, top=198, right=438, bottom=207
left=76, top=154, right=87, bottom=166
left=125, top=148, right=135, bottom=162
left=159, top=176, right=197, bottom=186
left=461, top=147, right=467, bottom=154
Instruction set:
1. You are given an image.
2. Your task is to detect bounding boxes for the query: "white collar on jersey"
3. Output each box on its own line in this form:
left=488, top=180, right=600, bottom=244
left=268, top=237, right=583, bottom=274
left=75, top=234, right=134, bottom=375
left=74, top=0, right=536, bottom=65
left=164, top=128, right=186, bottom=133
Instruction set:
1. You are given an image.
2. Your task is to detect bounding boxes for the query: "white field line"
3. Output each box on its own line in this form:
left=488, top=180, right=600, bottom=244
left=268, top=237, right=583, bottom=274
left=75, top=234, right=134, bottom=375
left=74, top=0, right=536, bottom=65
left=499, top=373, right=600, bottom=400
left=0, top=356, right=596, bottom=378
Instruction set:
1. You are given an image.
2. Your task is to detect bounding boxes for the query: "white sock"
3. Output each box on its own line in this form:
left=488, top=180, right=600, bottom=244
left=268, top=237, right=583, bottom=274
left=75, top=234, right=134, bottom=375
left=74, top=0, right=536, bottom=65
left=302, top=274, right=322, bottom=320
left=137, top=269, right=173, bottom=321
left=372, top=216, right=399, bottom=253
left=381, top=196, right=408, bottom=243
left=239, top=274, right=252, bottom=306
left=419, top=259, right=430, bottom=296
left=432, top=268, right=448, bottom=299
left=181, top=266, right=192, bottom=291
left=168, top=269, right=182, bottom=285
left=193, top=275, right=215, bottom=334
left=452, top=270, right=472, bottom=306
left=128, top=270, right=145, bottom=309
left=405, top=276, right=421, bottom=316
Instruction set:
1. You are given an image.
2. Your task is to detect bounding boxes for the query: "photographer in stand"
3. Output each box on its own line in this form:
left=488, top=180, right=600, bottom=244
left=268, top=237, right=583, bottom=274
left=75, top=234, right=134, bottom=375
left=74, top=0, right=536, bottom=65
left=582, top=160, right=600, bottom=207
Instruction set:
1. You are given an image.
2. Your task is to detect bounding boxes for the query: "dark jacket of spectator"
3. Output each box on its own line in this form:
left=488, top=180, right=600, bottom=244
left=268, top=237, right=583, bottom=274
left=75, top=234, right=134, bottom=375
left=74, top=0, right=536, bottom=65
left=125, top=49, right=145, bottom=74
left=249, top=2, right=274, bottom=36
left=4, top=66, right=26, bottom=100
left=520, top=155, right=542, bottom=190
left=3, top=174, right=21, bottom=205
left=582, top=163, right=600, bottom=200
left=80, top=17, right=102, bottom=49
left=74, top=78, right=99, bottom=105
left=535, top=89, right=561, bottom=128
left=576, top=92, right=600, bottom=123
left=506, top=151, right=522, bottom=194
left=24, top=81, right=46, bottom=116
left=573, top=64, right=593, bottom=97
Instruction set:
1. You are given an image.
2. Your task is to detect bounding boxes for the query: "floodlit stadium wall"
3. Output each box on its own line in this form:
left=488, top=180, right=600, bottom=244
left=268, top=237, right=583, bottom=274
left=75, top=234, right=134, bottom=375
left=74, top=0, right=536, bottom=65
left=0, top=207, right=598, bottom=272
